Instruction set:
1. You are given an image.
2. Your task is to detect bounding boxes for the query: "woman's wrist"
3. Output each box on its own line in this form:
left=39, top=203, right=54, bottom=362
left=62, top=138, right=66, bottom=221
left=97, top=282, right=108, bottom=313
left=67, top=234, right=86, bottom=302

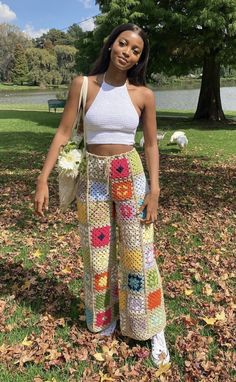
left=37, top=174, right=48, bottom=183
left=149, top=188, right=160, bottom=196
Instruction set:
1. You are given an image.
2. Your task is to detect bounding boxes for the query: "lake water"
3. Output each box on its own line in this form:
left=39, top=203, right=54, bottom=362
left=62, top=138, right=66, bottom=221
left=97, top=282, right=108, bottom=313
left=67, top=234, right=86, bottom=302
left=0, top=86, right=235, bottom=111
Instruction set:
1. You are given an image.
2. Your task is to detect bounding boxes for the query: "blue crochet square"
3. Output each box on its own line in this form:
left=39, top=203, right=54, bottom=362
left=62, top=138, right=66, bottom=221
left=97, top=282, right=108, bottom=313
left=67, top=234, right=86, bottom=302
left=128, top=273, right=144, bottom=292
left=90, top=181, right=108, bottom=201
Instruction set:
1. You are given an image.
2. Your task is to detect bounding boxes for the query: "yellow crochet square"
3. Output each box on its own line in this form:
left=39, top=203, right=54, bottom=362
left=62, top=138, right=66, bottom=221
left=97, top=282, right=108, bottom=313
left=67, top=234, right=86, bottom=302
left=119, top=290, right=127, bottom=311
left=142, top=224, right=154, bottom=244
left=77, top=200, right=87, bottom=224
left=92, top=252, right=109, bottom=273
left=122, top=249, right=143, bottom=272
left=89, top=201, right=111, bottom=226
left=129, top=150, right=143, bottom=176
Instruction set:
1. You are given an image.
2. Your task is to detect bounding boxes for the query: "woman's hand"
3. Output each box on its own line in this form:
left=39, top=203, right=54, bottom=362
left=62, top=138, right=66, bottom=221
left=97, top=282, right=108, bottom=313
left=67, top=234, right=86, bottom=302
left=34, top=177, right=49, bottom=216
left=138, top=192, right=159, bottom=224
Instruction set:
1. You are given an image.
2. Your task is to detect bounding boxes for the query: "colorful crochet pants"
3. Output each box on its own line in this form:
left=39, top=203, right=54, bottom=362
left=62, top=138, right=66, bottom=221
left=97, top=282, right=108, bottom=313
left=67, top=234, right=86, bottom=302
left=76, top=148, right=166, bottom=340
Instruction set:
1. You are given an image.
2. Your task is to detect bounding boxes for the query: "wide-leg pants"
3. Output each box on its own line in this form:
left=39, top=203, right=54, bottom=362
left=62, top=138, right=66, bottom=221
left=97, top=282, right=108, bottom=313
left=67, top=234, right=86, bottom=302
left=76, top=148, right=166, bottom=341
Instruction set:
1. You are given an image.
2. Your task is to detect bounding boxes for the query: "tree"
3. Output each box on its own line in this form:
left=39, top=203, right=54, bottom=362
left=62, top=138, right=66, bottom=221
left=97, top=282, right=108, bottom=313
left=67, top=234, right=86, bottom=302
left=54, top=45, right=77, bottom=83
left=140, top=0, right=236, bottom=121
left=67, top=24, right=84, bottom=46
left=11, top=44, right=29, bottom=84
left=26, top=48, right=59, bottom=86
left=75, top=30, right=98, bottom=74
left=90, top=0, right=236, bottom=121
left=0, top=23, right=31, bottom=82
left=34, top=29, right=69, bottom=48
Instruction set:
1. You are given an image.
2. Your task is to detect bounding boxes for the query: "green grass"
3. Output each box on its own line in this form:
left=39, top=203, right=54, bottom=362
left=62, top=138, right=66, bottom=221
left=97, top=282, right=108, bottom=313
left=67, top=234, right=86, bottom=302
left=0, top=84, right=67, bottom=91
left=0, top=84, right=41, bottom=91
left=0, top=104, right=235, bottom=381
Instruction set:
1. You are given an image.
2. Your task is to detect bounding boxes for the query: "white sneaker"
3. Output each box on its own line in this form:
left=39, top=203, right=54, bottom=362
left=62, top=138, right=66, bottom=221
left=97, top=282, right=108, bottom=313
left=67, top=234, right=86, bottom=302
left=151, top=330, right=170, bottom=367
left=99, top=320, right=117, bottom=336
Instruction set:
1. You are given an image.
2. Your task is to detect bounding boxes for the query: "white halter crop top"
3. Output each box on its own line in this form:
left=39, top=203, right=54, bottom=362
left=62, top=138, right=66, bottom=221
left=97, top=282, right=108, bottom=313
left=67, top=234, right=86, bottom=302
left=84, top=75, right=140, bottom=145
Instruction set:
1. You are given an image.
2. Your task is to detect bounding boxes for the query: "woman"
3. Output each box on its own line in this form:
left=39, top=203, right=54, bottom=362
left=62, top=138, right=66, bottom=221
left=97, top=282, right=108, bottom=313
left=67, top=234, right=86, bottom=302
left=34, top=23, right=170, bottom=367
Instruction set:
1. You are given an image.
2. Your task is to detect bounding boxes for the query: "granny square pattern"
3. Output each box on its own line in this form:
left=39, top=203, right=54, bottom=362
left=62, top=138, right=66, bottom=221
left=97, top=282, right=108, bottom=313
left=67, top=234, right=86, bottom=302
left=148, top=289, right=162, bottom=310
left=91, top=225, right=111, bottom=248
left=76, top=148, right=166, bottom=339
left=90, top=181, right=109, bottom=201
left=110, top=158, right=130, bottom=179
left=96, top=307, right=112, bottom=327
left=94, top=271, right=109, bottom=292
left=112, top=180, right=133, bottom=201
left=128, top=273, right=144, bottom=292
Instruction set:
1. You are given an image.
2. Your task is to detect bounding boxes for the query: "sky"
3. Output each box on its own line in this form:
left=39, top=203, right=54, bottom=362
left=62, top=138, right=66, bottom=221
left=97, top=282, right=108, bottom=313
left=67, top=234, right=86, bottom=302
left=0, top=0, right=100, bottom=37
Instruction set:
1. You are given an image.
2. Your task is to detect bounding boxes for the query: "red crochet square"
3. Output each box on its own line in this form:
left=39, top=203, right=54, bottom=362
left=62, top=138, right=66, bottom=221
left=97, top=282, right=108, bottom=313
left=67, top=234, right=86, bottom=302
left=96, top=307, right=112, bottom=327
left=112, top=181, right=133, bottom=201
left=91, top=225, right=110, bottom=247
left=119, top=203, right=136, bottom=219
left=148, top=289, right=162, bottom=310
left=110, top=158, right=130, bottom=179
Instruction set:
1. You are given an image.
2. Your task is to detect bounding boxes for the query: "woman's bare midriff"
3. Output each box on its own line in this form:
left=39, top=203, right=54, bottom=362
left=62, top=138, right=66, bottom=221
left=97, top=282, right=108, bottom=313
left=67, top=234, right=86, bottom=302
left=86, top=144, right=134, bottom=156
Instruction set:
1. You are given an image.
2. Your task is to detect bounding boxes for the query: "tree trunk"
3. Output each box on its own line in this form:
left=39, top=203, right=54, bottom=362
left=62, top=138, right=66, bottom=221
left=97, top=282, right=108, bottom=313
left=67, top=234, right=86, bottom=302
left=194, top=54, right=226, bottom=121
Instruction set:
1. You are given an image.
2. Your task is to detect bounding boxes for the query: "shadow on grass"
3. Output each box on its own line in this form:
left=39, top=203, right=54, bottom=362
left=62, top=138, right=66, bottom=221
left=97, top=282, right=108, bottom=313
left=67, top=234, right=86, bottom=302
left=157, top=113, right=236, bottom=131
left=0, top=131, right=54, bottom=160
left=135, top=147, right=235, bottom=213
left=157, top=153, right=235, bottom=213
left=1, top=109, right=235, bottom=133
left=0, top=109, right=60, bottom=129
left=0, top=259, right=84, bottom=328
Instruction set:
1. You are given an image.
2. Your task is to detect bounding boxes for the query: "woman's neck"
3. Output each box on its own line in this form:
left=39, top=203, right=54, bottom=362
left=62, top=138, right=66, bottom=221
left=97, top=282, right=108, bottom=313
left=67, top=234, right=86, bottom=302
left=103, top=68, right=128, bottom=86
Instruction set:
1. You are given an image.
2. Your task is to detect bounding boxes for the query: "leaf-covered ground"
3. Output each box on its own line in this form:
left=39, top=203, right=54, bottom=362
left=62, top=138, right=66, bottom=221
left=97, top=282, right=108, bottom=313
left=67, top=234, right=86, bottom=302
left=0, top=106, right=235, bottom=381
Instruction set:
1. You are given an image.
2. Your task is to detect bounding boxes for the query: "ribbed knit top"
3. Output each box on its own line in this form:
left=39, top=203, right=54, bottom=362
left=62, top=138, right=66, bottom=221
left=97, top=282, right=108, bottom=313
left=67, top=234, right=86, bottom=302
left=84, top=77, right=140, bottom=145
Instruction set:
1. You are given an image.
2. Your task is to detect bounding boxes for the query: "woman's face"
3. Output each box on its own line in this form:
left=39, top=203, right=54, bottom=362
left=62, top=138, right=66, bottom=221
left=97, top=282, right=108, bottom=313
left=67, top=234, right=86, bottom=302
left=110, top=30, right=144, bottom=71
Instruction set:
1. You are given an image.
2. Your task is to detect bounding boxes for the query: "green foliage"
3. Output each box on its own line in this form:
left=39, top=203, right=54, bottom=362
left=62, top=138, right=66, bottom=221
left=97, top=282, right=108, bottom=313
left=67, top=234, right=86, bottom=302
left=67, top=23, right=84, bottom=45
left=33, top=28, right=69, bottom=48
left=54, top=45, right=77, bottom=82
left=0, top=23, right=31, bottom=82
left=26, top=48, right=58, bottom=86
left=11, top=44, right=29, bottom=85
left=85, top=0, right=236, bottom=76
left=145, top=0, right=236, bottom=75
left=75, top=31, right=98, bottom=74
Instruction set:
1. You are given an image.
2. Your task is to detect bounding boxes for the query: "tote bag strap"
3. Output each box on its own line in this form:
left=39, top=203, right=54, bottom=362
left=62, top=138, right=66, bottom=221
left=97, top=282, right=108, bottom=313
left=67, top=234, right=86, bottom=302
left=81, top=76, right=88, bottom=148
left=71, top=76, right=88, bottom=138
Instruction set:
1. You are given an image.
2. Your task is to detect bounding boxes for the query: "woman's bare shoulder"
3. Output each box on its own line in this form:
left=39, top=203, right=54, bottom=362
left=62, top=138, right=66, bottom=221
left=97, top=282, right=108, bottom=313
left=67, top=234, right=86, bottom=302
left=130, top=83, right=154, bottom=95
left=139, top=85, right=154, bottom=96
left=139, top=85, right=155, bottom=105
left=71, top=75, right=84, bottom=87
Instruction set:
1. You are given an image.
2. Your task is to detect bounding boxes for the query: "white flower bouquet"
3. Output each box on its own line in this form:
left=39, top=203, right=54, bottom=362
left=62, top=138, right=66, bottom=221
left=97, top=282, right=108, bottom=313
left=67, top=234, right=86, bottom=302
left=57, top=132, right=84, bottom=178
left=57, top=132, right=85, bottom=212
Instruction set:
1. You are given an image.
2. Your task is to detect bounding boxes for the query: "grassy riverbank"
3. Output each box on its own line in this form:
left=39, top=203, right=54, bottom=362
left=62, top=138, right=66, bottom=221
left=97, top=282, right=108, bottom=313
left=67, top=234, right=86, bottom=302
left=1, top=77, right=236, bottom=92
left=150, top=76, right=236, bottom=90
left=0, top=84, right=67, bottom=92
left=0, top=105, right=235, bottom=381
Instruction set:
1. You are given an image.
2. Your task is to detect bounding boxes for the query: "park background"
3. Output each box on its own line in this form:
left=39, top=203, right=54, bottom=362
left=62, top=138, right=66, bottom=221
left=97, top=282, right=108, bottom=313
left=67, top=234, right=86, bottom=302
left=0, top=1, right=235, bottom=381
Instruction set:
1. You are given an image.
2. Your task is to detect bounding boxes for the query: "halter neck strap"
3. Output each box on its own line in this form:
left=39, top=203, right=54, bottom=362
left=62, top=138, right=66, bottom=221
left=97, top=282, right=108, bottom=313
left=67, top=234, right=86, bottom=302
left=102, top=71, right=127, bottom=87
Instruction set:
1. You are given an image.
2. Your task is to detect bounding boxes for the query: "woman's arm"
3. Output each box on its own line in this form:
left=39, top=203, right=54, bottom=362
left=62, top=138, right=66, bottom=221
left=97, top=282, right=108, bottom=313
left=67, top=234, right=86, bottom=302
left=37, top=76, right=84, bottom=182
left=34, top=76, right=83, bottom=215
left=139, top=87, right=160, bottom=223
